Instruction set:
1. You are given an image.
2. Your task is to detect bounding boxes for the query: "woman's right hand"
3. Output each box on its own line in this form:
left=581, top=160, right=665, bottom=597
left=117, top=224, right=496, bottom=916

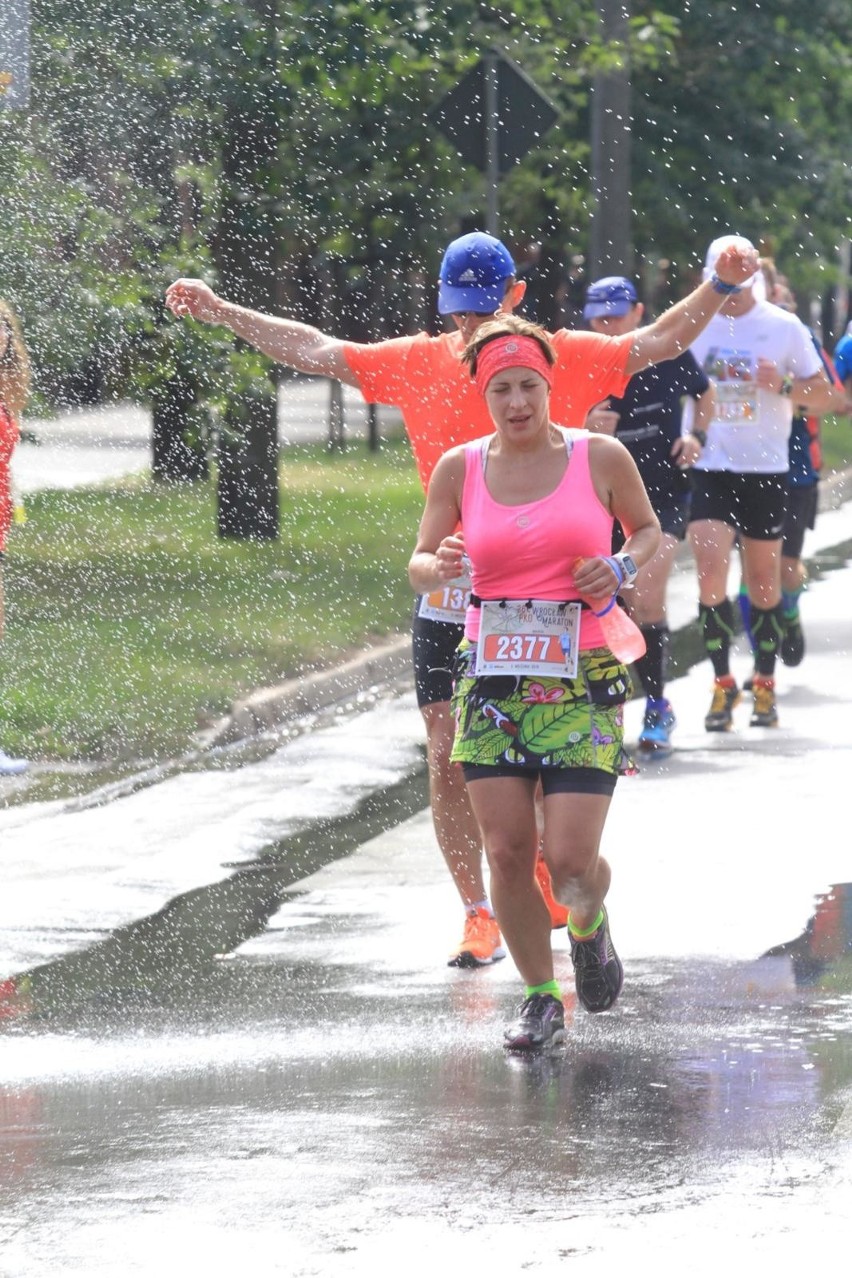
left=164, top=279, right=222, bottom=323
left=434, top=533, right=466, bottom=581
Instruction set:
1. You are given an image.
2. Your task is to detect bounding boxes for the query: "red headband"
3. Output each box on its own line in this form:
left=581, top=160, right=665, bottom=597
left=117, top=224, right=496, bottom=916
left=474, top=335, right=553, bottom=395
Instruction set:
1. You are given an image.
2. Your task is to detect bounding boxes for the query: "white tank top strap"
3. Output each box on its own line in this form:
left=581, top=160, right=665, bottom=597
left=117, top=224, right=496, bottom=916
left=478, top=426, right=585, bottom=475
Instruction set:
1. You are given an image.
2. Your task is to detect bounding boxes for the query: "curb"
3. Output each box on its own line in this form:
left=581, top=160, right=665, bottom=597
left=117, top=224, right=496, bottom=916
left=199, top=632, right=412, bottom=749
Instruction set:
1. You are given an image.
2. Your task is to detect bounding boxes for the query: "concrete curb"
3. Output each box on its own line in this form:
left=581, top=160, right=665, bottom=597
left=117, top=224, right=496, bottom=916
left=199, top=632, right=412, bottom=749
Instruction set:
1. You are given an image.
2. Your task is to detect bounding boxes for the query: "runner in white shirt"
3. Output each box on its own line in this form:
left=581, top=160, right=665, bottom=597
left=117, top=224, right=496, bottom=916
left=684, top=236, right=836, bottom=731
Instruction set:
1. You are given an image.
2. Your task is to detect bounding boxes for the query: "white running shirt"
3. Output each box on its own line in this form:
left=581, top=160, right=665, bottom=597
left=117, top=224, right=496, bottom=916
left=684, top=300, right=822, bottom=473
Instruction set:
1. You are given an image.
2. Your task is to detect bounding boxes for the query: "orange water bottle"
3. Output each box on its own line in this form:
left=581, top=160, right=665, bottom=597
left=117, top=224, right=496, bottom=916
left=574, top=558, right=646, bottom=664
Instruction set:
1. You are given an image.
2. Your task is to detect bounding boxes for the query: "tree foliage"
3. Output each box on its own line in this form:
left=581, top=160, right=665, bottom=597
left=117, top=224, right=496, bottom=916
left=630, top=0, right=852, bottom=300
left=1, top=0, right=851, bottom=416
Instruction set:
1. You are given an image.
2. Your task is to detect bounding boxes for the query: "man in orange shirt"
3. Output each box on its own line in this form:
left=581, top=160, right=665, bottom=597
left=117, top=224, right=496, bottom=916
left=166, top=232, right=757, bottom=968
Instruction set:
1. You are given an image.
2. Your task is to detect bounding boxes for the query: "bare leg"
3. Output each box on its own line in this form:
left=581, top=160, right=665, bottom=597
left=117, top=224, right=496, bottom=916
left=420, top=700, right=486, bottom=907
left=465, top=775, right=552, bottom=985
left=688, top=518, right=737, bottom=606
left=540, top=791, right=613, bottom=932
left=782, top=553, right=806, bottom=594
left=739, top=536, right=782, bottom=609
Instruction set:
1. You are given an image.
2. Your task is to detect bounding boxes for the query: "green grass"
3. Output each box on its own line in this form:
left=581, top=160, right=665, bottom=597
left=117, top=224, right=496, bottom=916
left=820, top=415, right=852, bottom=477
left=4, top=423, right=851, bottom=770
left=1, top=439, right=423, bottom=763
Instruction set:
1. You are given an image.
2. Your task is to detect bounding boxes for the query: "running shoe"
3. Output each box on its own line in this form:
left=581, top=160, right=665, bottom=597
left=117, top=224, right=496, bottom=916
left=448, top=907, right=506, bottom=968
left=781, top=611, right=805, bottom=667
left=750, top=676, right=779, bottom=728
left=0, top=748, right=28, bottom=777
left=503, top=993, right=566, bottom=1051
left=535, top=853, right=569, bottom=929
left=704, top=677, right=740, bottom=732
left=637, top=698, right=676, bottom=756
left=568, top=907, right=624, bottom=1014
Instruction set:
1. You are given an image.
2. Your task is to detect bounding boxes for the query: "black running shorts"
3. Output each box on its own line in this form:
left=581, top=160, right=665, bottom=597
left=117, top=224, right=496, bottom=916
left=782, top=484, right=818, bottom=559
left=411, top=603, right=463, bottom=708
left=688, top=469, right=787, bottom=541
left=462, top=763, right=617, bottom=796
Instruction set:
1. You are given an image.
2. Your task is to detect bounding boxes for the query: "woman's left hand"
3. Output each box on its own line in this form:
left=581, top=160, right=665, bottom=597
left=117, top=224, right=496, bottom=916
left=573, top=555, right=620, bottom=598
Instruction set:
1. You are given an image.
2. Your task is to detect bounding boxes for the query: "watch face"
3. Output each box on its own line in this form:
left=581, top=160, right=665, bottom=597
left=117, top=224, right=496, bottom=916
left=620, top=554, right=638, bottom=579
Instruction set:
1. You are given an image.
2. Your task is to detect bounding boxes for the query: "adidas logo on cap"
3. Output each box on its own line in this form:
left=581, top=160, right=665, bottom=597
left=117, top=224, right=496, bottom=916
left=459, top=268, right=478, bottom=283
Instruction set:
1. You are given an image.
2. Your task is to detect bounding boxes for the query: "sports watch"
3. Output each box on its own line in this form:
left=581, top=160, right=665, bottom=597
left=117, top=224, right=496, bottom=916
left=613, top=552, right=639, bottom=586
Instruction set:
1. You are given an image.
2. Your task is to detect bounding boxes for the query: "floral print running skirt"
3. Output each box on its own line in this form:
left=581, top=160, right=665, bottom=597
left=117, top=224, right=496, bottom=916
left=449, top=640, right=635, bottom=777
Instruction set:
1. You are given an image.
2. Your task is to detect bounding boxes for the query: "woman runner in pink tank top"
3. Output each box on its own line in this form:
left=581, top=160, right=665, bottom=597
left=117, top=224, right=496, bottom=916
left=409, top=316, right=660, bottom=1053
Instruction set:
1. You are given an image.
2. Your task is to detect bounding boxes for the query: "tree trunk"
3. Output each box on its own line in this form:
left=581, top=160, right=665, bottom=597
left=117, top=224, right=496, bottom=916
left=213, top=0, right=280, bottom=540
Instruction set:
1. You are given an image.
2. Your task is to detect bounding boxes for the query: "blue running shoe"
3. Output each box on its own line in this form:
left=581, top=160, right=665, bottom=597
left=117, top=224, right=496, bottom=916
left=637, top=698, right=675, bottom=756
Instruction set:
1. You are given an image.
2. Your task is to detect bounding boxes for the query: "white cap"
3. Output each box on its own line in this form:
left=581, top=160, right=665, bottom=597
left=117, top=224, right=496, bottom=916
left=703, top=234, right=760, bottom=289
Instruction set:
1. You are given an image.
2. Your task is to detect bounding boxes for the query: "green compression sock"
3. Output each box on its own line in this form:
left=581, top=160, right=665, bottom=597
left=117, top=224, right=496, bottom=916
left=568, top=909, right=604, bottom=940
left=524, top=979, right=562, bottom=1000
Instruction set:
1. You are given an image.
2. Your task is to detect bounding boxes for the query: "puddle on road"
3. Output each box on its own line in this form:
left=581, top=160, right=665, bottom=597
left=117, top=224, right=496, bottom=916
left=0, top=884, right=850, bottom=1278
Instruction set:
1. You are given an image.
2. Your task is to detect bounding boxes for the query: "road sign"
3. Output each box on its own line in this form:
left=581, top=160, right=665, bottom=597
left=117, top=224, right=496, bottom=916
left=0, top=0, right=30, bottom=111
left=429, top=50, right=558, bottom=177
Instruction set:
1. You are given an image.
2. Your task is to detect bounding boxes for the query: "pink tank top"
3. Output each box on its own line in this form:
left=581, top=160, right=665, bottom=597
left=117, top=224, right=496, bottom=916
left=462, top=430, right=614, bottom=648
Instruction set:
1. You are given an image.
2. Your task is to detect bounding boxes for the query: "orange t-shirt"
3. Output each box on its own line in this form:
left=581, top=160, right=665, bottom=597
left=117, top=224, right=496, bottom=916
left=343, top=328, right=633, bottom=491
left=0, top=403, right=20, bottom=553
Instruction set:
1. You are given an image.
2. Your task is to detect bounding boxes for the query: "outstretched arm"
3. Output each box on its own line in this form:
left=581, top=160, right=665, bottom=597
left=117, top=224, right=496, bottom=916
left=626, top=240, right=759, bottom=376
left=164, top=279, right=358, bottom=386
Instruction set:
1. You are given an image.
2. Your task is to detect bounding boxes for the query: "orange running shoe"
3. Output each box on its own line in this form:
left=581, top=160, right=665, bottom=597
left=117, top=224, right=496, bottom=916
left=448, top=908, right=506, bottom=968
left=535, top=854, right=569, bottom=929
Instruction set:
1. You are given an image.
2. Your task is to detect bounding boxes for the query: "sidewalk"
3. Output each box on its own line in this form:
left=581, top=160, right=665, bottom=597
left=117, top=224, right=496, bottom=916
left=14, top=379, right=403, bottom=494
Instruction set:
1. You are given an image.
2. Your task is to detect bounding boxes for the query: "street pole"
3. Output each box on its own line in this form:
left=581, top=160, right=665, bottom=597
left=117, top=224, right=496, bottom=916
left=589, top=0, right=633, bottom=280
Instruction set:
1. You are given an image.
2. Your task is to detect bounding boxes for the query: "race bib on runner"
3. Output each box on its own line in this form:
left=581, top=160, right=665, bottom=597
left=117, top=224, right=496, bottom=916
left=705, top=348, right=759, bottom=424
left=418, top=571, right=472, bottom=624
left=475, top=599, right=581, bottom=679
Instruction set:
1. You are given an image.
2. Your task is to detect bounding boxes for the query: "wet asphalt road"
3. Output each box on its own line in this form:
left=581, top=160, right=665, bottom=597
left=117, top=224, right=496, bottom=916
left=0, top=862, right=850, bottom=1277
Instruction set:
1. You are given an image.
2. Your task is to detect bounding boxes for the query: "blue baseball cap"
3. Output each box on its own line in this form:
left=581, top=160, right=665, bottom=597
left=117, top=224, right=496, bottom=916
left=583, top=276, right=639, bottom=320
left=437, top=232, right=516, bottom=315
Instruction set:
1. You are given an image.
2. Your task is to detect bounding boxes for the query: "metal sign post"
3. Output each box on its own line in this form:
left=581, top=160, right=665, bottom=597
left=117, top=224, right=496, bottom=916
left=430, top=50, right=558, bottom=233
left=0, top=0, right=30, bottom=111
